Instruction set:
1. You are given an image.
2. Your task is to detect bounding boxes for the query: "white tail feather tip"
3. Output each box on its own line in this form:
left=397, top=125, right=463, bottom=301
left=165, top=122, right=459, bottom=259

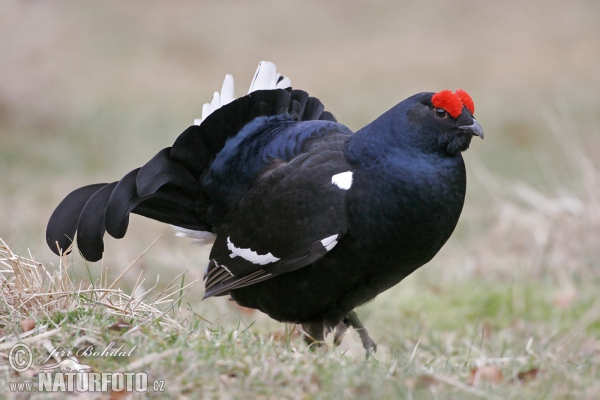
left=220, top=74, right=235, bottom=106
left=195, top=61, right=291, bottom=124
left=172, top=226, right=216, bottom=245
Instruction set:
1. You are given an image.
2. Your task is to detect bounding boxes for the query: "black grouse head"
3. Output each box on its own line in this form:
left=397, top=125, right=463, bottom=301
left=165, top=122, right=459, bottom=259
left=399, top=89, right=484, bottom=156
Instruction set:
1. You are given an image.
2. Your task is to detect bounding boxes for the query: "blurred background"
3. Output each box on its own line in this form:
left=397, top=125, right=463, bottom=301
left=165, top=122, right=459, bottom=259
left=1, top=1, right=599, bottom=329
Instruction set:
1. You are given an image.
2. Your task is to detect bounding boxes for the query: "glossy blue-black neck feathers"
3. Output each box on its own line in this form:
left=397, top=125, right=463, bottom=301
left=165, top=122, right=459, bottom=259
left=343, top=93, right=468, bottom=264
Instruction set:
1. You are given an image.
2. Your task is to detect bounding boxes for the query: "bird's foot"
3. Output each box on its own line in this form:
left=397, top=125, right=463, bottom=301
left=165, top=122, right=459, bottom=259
left=302, top=312, right=376, bottom=357
left=301, top=321, right=326, bottom=350
left=344, top=311, right=377, bottom=358
left=333, top=319, right=350, bottom=346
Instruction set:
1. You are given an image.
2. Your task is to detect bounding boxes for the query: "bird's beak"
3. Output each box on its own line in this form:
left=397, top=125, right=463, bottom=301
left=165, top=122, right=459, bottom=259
left=459, top=119, right=484, bottom=139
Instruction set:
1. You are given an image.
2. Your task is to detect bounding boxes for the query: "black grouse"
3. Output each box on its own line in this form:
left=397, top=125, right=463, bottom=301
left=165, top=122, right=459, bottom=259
left=47, top=61, right=483, bottom=353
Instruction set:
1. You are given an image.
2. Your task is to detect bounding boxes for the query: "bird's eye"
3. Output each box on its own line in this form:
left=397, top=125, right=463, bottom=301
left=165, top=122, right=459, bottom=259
left=434, top=108, right=448, bottom=118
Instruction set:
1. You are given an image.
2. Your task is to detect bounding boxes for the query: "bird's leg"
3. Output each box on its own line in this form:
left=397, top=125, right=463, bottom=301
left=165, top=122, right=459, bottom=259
left=346, top=311, right=377, bottom=357
left=333, top=319, right=350, bottom=346
left=303, top=314, right=376, bottom=356
left=301, top=321, right=326, bottom=349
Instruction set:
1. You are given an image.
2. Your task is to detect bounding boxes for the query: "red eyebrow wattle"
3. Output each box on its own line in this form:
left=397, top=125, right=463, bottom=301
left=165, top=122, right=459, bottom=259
left=431, top=89, right=475, bottom=118
left=455, top=89, right=474, bottom=115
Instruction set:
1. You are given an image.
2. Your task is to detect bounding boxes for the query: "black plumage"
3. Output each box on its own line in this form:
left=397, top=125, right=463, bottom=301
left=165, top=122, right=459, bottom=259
left=46, top=61, right=483, bottom=353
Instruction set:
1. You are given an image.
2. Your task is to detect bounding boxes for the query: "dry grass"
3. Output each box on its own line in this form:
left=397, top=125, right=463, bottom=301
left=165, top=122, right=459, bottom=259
left=0, top=238, right=198, bottom=335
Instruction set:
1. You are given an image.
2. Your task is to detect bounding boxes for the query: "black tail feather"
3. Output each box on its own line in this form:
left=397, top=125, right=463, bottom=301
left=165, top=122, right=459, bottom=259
left=169, top=125, right=207, bottom=177
left=76, top=182, right=118, bottom=261
left=136, top=147, right=196, bottom=197
left=303, top=97, right=325, bottom=121
left=319, top=111, right=336, bottom=122
left=46, top=183, right=108, bottom=256
left=290, top=90, right=309, bottom=119
left=132, top=189, right=208, bottom=230
left=106, top=168, right=205, bottom=239
left=105, top=169, right=144, bottom=239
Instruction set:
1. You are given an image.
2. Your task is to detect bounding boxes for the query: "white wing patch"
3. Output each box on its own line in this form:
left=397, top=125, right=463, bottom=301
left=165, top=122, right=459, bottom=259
left=227, top=236, right=281, bottom=265
left=194, top=61, right=292, bottom=125
left=320, top=234, right=339, bottom=251
left=331, top=171, right=353, bottom=190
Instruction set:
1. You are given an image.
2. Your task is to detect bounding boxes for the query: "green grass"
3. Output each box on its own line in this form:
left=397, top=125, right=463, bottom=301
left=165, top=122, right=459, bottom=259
left=1, top=1, right=600, bottom=398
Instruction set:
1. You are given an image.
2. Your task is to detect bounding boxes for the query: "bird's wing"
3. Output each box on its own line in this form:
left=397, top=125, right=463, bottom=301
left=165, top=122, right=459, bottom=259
left=202, top=133, right=353, bottom=298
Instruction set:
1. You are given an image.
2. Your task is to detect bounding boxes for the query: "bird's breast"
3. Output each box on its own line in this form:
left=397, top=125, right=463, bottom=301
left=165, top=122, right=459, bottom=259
left=346, top=156, right=466, bottom=266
